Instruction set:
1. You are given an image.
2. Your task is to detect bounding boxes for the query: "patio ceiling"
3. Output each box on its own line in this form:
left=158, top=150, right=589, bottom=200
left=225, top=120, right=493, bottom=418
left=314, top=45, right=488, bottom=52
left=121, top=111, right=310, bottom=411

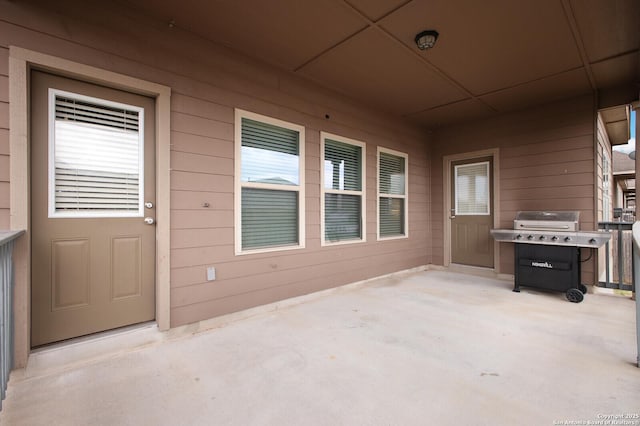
left=121, top=0, right=639, bottom=129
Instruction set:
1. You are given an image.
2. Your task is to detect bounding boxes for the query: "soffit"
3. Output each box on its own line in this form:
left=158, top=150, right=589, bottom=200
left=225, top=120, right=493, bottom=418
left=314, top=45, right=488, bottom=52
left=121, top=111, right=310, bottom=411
left=591, top=52, right=639, bottom=90
left=120, top=0, right=639, bottom=130
left=600, top=106, right=630, bottom=146
left=378, top=0, right=583, bottom=95
left=345, top=0, right=409, bottom=21
left=117, top=0, right=368, bottom=70
left=298, top=27, right=467, bottom=115
left=480, top=68, right=592, bottom=112
left=406, top=99, right=494, bottom=129
left=570, top=0, right=640, bottom=63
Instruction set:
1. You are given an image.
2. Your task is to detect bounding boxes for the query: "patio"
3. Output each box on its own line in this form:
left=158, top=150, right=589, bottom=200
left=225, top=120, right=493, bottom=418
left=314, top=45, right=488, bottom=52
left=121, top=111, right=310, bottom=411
left=0, top=269, right=638, bottom=425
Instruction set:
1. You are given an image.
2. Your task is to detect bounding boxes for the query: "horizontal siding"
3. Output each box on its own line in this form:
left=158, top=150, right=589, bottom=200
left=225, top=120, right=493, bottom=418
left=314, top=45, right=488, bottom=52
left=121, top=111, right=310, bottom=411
left=0, top=2, right=431, bottom=327
left=0, top=46, right=8, bottom=227
left=431, top=95, right=597, bottom=283
left=171, top=253, right=427, bottom=326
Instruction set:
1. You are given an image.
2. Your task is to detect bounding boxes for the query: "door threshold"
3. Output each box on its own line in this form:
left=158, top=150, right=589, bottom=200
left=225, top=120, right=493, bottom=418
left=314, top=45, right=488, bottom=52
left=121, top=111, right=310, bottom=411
left=18, top=322, right=161, bottom=381
left=448, top=263, right=500, bottom=279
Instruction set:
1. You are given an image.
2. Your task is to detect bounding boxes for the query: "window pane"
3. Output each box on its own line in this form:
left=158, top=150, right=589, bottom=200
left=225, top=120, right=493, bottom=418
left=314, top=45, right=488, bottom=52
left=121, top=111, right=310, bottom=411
left=379, top=197, right=404, bottom=237
left=324, top=139, right=361, bottom=191
left=241, top=118, right=299, bottom=185
left=455, top=162, right=489, bottom=215
left=242, top=188, right=298, bottom=249
left=53, top=94, right=141, bottom=214
left=241, top=146, right=299, bottom=185
left=379, top=152, right=405, bottom=195
left=325, top=193, right=361, bottom=242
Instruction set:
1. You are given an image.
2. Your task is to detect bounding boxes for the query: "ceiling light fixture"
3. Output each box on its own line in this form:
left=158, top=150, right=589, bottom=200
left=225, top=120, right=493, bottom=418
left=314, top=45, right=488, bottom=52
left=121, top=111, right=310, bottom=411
left=414, top=30, right=439, bottom=50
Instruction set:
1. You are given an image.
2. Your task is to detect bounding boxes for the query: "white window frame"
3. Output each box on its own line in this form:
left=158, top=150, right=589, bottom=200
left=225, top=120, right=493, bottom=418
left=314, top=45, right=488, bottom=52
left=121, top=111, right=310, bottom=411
left=48, top=88, right=145, bottom=218
left=454, top=161, right=490, bottom=216
left=377, top=146, right=409, bottom=241
left=602, top=148, right=611, bottom=222
left=234, top=109, right=306, bottom=255
left=320, top=132, right=366, bottom=246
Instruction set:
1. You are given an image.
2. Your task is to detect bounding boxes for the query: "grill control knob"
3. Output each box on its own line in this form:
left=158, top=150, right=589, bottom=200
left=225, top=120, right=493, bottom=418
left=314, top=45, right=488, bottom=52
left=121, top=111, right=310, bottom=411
left=589, top=238, right=597, bottom=244
left=551, top=236, right=559, bottom=242
left=515, top=234, right=523, bottom=240
left=564, top=236, right=572, bottom=242
left=539, top=235, right=546, bottom=241
left=527, top=235, right=534, bottom=240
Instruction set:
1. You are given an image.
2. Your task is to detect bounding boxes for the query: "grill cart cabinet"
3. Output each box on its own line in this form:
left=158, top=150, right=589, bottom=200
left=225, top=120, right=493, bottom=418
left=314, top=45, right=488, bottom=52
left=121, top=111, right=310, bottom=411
left=514, top=244, right=586, bottom=302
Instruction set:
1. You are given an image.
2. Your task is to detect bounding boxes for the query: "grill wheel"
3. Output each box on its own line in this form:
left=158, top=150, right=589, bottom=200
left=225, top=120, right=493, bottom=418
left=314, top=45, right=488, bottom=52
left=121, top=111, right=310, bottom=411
left=566, top=288, right=584, bottom=303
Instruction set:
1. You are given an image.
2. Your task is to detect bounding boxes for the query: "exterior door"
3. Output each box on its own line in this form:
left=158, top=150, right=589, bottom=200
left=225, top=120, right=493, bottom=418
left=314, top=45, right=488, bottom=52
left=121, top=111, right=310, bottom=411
left=31, top=71, right=156, bottom=347
left=450, top=157, right=494, bottom=268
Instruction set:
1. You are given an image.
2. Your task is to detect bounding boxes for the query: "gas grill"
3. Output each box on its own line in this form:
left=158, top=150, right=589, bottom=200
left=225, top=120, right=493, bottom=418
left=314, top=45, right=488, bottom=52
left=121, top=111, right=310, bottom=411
left=490, top=211, right=611, bottom=303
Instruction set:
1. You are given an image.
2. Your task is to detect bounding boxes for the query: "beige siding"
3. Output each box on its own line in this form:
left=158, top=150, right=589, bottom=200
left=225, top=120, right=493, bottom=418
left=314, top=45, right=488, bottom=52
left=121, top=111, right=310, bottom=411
left=0, top=46, right=8, bottom=228
left=431, top=95, right=598, bottom=284
left=595, top=114, right=612, bottom=221
left=0, top=2, right=431, bottom=327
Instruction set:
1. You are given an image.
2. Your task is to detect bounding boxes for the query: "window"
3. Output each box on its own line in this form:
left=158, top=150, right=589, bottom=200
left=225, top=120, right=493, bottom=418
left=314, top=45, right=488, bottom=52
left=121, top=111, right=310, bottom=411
left=321, top=132, right=365, bottom=245
left=48, top=89, right=144, bottom=218
left=235, top=110, right=305, bottom=254
left=454, top=161, right=490, bottom=215
left=378, top=147, right=408, bottom=239
left=602, top=147, right=611, bottom=222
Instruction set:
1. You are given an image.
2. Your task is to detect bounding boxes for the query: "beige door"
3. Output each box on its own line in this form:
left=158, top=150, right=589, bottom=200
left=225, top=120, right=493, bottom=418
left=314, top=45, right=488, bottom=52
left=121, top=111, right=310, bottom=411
left=450, top=157, right=494, bottom=267
left=31, top=71, right=156, bottom=347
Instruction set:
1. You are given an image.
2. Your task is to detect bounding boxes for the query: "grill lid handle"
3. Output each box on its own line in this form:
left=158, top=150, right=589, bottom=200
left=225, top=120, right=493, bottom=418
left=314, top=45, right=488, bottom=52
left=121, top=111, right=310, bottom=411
left=518, top=224, right=571, bottom=230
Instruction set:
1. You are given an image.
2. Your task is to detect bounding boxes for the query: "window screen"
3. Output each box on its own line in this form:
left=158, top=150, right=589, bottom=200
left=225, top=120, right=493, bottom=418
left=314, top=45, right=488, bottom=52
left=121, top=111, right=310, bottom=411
left=50, top=90, right=143, bottom=217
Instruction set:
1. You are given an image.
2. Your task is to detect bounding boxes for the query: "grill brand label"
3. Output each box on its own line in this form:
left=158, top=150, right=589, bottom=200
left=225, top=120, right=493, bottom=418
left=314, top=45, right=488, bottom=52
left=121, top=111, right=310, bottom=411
left=531, top=261, right=553, bottom=269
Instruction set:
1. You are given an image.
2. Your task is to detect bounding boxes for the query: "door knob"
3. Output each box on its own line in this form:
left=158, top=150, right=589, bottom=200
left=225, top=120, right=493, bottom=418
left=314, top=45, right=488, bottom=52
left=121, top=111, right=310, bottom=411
left=144, top=217, right=155, bottom=225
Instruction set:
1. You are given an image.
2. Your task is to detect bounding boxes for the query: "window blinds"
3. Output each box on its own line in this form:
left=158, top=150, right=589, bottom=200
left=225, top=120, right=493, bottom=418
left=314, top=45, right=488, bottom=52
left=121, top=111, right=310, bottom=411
left=52, top=94, right=142, bottom=215
left=241, top=188, right=299, bottom=249
left=323, top=138, right=363, bottom=243
left=379, top=152, right=405, bottom=195
left=379, top=197, right=405, bottom=236
left=325, top=193, right=361, bottom=241
left=379, top=151, right=406, bottom=237
left=241, top=118, right=299, bottom=185
left=455, top=162, right=489, bottom=215
left=324, top=139, right=361, bottom=191
left=240, top=116, right=301, bottom=250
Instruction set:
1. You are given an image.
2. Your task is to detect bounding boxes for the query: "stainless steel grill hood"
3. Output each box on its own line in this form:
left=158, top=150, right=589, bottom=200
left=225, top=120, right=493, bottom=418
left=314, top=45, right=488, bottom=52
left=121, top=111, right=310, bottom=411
left=490, top=211, right=611, bottom=248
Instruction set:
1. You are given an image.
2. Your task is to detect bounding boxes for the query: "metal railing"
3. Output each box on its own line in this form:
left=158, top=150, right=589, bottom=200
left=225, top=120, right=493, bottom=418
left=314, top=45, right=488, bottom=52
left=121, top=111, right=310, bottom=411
left=632, top=223, right=640, bottom=368
left=598, top=222, right=635, bottom=292
left=0, top=231, right=24, bottom=410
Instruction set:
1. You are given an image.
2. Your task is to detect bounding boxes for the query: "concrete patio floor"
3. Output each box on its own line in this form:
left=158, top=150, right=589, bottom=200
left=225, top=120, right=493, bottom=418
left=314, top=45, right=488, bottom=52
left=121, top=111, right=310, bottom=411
left=1, top=270, right=639, bottom=426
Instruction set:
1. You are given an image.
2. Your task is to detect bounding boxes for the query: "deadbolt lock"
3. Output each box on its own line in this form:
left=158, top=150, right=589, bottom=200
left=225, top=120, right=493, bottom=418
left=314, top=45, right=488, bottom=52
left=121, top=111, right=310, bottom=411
left=145, top=202, right=154, bottom=209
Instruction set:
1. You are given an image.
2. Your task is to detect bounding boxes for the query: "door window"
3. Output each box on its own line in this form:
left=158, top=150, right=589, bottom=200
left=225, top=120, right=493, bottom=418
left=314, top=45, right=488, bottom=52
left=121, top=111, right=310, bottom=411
left=454, top=161, right=490, bottom=215
left=49, top=89, right=144, bottom=218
